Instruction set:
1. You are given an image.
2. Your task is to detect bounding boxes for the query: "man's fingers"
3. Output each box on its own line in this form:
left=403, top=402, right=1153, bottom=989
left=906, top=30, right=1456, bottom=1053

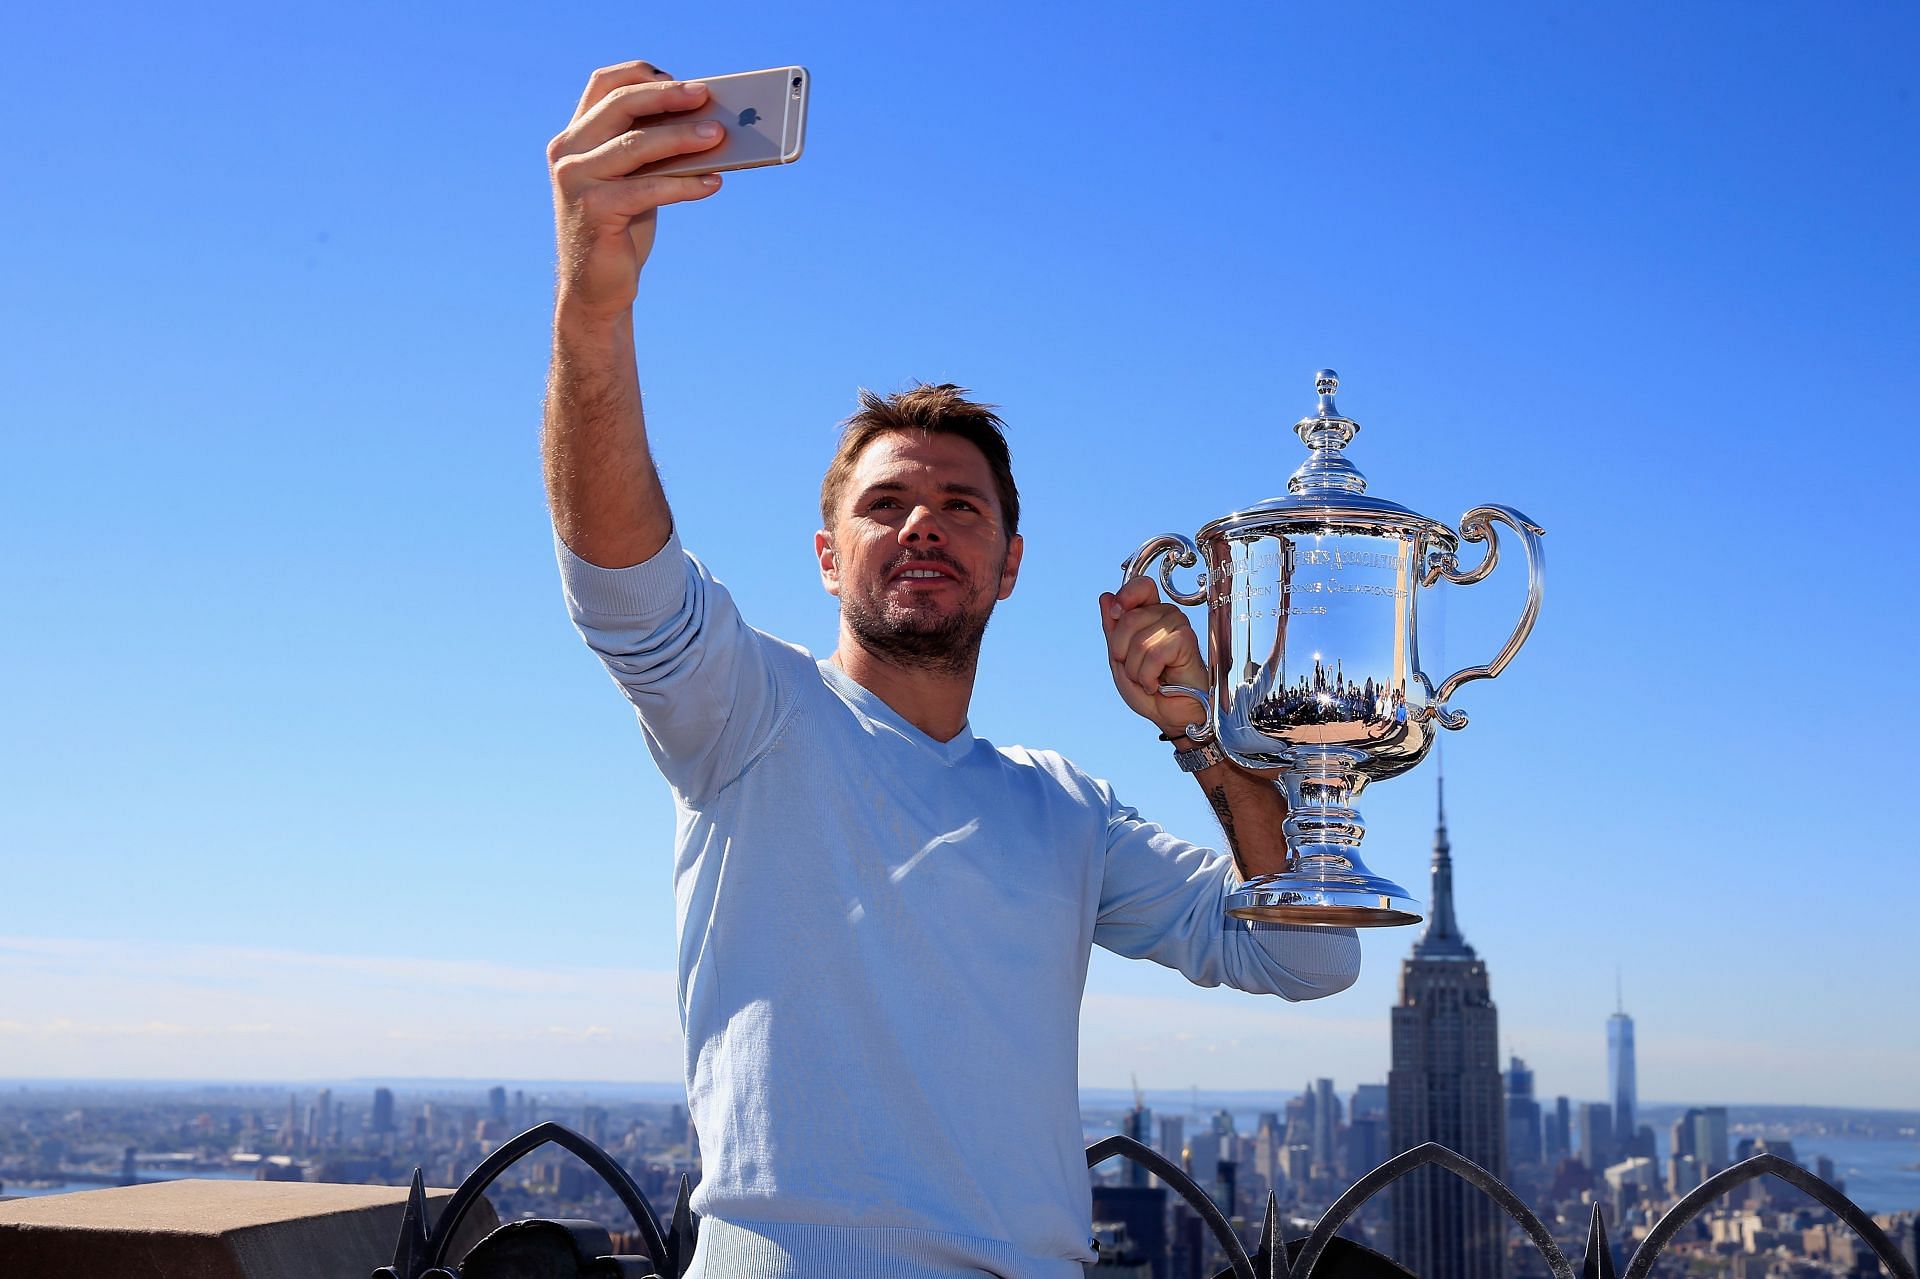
left=1115, top=576, right=1164, bottom=611
left=1104, top=581, right=1206, bottom=727
left=1102, top=604, right=1152, bottom=661
left=1103, top=601, right=1184, bottom=662
left=1122, top=624, right=1189, bottom=690
left=580, top=172, right=723, bottom=221
left=556, top=118, right=725, bottom=185
left=556, top=80, right=711, bottom=161
left=1108, top=654, right=1160, bottom=707
left=571, top=60, right=675, bottom=122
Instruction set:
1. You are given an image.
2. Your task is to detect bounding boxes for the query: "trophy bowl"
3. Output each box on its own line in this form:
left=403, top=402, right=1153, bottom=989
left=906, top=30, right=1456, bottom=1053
left=1122, top=371, right=1544, bottom=928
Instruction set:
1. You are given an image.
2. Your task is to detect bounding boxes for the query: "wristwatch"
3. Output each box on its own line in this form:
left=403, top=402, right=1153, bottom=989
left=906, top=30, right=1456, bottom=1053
left=1171, top=736, right=1225, bottom=773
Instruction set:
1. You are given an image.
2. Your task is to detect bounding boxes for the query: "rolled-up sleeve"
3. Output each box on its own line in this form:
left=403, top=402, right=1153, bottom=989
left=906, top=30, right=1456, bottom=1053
left=1092, top=787, right=1361, bottom=1001
left=557, top=530, right=793, bottom=806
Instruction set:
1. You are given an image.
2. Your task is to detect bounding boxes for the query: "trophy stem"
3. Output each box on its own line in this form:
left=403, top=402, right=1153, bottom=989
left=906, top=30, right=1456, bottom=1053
left=1282, top=755, right=1368, bottom=868
left=1225, top=750, right=1423, bottom=928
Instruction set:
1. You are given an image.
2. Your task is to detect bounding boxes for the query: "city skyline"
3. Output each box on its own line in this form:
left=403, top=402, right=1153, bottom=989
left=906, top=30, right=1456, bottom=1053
left=9, top=1074, right=1916, bottom=1275
left=4, top=4, right=1918, bottom=1108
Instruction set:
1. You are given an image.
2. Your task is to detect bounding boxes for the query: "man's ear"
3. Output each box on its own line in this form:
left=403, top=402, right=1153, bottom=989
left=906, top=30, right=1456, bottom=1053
left=996, top=533, right=1024, bottom=601
left=814, top=530, right=841, bottom=597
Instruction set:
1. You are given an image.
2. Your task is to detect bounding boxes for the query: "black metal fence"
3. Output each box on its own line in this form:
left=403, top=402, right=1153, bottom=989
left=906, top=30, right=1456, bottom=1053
left=375, top=1123, right=1919, bottom=1279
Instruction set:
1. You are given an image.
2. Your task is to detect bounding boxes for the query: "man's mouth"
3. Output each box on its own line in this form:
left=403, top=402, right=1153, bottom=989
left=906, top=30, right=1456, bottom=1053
left=887, top=556, right=964, bottom=585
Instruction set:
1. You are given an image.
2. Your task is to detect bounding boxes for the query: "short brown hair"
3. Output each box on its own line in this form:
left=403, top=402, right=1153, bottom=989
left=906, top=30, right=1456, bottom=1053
left=819, top=383, right=1020, bottom=538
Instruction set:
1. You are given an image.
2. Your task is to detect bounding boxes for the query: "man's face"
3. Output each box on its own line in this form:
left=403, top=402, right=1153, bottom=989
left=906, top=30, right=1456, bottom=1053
left=815, top=431, right=1023, bottom=673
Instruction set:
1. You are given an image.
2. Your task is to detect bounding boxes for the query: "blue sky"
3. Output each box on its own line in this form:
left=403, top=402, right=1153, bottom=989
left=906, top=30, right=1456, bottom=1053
left=3, top=2, right=1916, bottom=1108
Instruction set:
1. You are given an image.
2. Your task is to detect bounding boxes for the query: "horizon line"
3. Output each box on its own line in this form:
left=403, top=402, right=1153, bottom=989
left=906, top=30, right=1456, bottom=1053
left=3, top=1076, right=1915, bottom=1118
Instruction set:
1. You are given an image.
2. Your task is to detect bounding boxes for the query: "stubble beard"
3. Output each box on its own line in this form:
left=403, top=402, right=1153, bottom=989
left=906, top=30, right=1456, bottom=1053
left=842, top=549, right=1003, bottom=678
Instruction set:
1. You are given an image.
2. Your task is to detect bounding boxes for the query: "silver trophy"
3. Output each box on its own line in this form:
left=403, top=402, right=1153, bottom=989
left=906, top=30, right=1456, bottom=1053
left=1122, top=371, right=1544, bottom=927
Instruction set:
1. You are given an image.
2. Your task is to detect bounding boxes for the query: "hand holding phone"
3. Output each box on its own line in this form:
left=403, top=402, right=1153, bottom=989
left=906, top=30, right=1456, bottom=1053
left=546, top=61, right=808, bottom=319
left=547, top=61, right=726, bottom=318
left=639, top=67, right=809, bottom=178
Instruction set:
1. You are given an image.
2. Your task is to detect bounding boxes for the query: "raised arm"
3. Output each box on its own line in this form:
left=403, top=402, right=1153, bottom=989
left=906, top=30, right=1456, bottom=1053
left=543, top=60, right=725, bottom=568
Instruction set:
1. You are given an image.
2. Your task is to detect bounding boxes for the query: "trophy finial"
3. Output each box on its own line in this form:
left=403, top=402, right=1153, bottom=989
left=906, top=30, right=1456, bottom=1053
left=1315, top=369, right=1340, bottom=411
left=1291, top=368, right=1366, bottom=495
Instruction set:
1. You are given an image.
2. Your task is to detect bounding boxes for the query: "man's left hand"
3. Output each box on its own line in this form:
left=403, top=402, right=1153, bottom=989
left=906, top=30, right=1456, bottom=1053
left=1100, top=577, right=1209, bottom=739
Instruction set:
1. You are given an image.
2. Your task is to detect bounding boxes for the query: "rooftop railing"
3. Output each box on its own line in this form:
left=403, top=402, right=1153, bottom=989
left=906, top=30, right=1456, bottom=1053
left=368, top=1123, right=1920, bottom=1279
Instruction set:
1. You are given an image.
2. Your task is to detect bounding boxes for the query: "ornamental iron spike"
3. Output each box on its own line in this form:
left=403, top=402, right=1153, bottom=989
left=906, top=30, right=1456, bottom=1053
left=1261, top=1191, right=1288, bottom=1279
left=668, top=1173, right=698, bottom=1278
left=392, top=1169, right=430, bottom=1275
left=1580, top=1205, right=1616, bottom=1279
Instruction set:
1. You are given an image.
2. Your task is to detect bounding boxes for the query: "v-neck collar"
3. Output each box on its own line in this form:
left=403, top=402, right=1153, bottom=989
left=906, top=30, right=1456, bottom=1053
left=819, top=660, right=977, bottom=765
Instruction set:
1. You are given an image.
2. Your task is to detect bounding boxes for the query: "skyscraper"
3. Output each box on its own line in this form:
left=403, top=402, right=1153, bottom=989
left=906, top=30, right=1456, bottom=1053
left=1311, top=1078, right=1341, bottom=1180
left=1576, top=1102, right=1614, bottom=1171
left=1091, top=1184, right=1170, bottom=1279
left=1347, top=1083, right=1390, bottom=1179
left=1157, top=1115, right=1185, bottom=1170
left=1504, top=1057, right=1542, bottom=1171
left=582, top=1104, right=610, bottom=1147
left=1389, top=777, right=1506, bottom=1279
left=1607, top=988, right=1636, bottom=1151
left=371, top=1087, right=395, bottom=1135
left=1669, top=1112, right=1702, bottom=1193
left=1545, top=1097, right=1571, bottom=1164
left=1691, top=1106, right=1729, bottom=1176
left=1124, top=1096, right=1153, bottom=1189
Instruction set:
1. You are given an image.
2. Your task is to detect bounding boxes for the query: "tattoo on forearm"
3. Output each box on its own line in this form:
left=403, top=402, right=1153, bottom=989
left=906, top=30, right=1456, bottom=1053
left=1205, top=784, right=1241, bottom=859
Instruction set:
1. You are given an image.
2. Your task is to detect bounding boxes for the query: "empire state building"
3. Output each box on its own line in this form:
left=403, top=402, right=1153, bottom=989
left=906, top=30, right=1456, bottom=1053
left=1388, top=778, right=1506, bottom=1279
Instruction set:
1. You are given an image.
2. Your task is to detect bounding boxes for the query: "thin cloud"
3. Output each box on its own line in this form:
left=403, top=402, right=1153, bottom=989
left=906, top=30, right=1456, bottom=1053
left=0, top=935, right=683, bottom=1080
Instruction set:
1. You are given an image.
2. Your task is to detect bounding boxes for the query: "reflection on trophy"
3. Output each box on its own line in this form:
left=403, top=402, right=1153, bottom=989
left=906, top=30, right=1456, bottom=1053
left=1122, top=371, right=1544, bottom=927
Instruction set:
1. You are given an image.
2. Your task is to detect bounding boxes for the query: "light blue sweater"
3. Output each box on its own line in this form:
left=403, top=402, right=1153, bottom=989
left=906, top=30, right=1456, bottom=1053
left=558, top=531, right=1361, bottom=1278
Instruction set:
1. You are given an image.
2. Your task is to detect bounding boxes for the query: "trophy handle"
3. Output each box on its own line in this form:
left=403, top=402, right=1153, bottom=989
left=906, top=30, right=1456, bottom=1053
left=1120, top=534, right=1213, bottom=741
left=1155, top=684, right=1214, bottom=743
left=1119, top=532, right=1209, bottom=607
left=1416, top=504, right=1545, bottom=730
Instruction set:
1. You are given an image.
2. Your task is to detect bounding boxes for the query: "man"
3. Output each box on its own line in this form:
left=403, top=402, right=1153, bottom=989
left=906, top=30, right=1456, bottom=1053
left=544, top=60, right=1360, bottom=1278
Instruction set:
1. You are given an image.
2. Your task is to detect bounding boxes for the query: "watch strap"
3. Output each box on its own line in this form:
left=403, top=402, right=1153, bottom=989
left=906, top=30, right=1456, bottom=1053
left=1172, top=737, right=1225, bottom=773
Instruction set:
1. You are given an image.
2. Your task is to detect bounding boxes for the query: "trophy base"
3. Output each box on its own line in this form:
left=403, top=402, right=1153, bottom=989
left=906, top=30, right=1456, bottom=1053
left=1225, top=870, right=1422, bottom=929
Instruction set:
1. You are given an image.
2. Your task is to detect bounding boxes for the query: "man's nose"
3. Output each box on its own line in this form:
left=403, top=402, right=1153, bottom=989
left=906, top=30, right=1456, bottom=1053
left=899, top=505, right=944, bottom=543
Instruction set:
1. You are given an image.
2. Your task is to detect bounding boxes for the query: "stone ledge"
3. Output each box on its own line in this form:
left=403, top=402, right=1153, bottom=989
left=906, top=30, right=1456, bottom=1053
left=0, top=1179, right=498, bottom=1278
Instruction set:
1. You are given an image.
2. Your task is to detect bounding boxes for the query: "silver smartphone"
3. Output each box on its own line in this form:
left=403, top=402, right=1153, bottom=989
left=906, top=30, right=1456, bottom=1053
left=641, top=66, right=809, bottom=178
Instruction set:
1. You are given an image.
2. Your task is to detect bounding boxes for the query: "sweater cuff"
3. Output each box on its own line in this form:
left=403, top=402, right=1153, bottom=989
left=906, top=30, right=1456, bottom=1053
left=554, top=527, right=689, bottom=619
left=1242, top=919, right=1362, bottom=992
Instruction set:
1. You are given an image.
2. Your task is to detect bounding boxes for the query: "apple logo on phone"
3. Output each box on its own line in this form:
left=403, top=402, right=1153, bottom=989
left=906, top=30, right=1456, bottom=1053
left=737, top=108, right=761, bottom=127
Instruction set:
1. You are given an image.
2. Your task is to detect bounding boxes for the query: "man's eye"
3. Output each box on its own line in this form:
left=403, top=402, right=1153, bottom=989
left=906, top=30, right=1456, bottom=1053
left=947, top=500, right=977, bottom=512
left=868, top=498, right=900, bottom=510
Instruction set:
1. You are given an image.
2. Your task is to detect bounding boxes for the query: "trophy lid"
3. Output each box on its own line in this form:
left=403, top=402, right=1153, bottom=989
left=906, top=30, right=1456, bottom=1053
left=1197, top=369, right=1448, bottom=540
